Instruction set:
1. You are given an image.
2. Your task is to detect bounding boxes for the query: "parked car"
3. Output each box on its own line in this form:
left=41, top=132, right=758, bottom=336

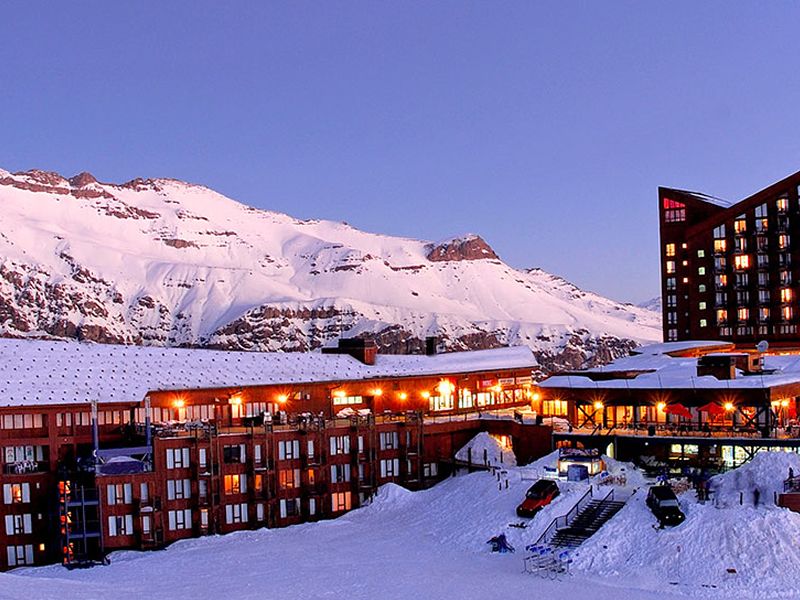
left=516, top=479, right=560, bottom=518
left=646, top=485, right=686, bottom=527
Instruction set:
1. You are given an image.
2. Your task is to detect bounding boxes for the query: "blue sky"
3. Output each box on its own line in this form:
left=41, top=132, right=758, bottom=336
left=2, top=2, right=800, bottom=303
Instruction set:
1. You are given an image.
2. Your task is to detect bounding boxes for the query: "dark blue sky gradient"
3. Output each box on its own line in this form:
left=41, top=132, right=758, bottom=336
left=2, top=2, right=800, bottom=303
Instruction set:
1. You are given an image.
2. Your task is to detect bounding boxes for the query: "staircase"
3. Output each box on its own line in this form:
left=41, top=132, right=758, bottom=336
left=524, top=487, right=632, bottom=577
left=549, top=494, right=625, bottom=548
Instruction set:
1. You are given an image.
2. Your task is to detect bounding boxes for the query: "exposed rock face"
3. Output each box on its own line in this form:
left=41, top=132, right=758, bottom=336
left=0, top=167, right=661, bottom=375
left=426, top=234, right=500, bottom=262
left=68, top=172, right=98, bottom=188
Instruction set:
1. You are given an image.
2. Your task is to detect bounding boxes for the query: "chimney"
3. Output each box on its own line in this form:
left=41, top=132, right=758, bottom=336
left=322, top=338, right=378, bottom=365
left=425, top=336, right=438, bottom=356
left=697, top=354, right=736, bottom=380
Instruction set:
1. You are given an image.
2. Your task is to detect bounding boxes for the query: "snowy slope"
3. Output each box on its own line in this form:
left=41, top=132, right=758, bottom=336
left=0, top=168, right=661, bottom=371
left=8, top=452, right=799, bottom=599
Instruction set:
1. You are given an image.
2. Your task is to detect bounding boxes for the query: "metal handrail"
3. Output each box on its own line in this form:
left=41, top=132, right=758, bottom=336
left=784, top=475, right=800, bottom=493
left=534, top=485, right=593, bottom=547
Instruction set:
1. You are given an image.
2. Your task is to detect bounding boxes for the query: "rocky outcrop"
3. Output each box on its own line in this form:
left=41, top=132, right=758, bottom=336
left=426, top=234, right=499, bottom=262
left=68, top=172, right=98, bottom=188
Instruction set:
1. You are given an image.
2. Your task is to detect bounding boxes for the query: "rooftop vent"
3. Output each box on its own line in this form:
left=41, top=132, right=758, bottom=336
left=321, top=338, right=378, bottom=365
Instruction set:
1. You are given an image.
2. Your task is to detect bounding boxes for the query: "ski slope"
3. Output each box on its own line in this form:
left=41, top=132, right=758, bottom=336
left=4, top=451, right=800, bottom=599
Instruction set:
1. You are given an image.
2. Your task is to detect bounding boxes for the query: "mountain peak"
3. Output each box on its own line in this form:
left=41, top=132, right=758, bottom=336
left=426, top=234, right=499, bottom=262
left=68, top=172, right=98, bottom=188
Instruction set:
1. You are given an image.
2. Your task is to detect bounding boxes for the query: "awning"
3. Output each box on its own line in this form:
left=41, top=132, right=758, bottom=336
left=664, top=403, right=693, bottom=419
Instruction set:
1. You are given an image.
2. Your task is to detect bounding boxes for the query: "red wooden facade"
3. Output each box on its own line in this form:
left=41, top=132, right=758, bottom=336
left=0, top=356, right=552, bottom=570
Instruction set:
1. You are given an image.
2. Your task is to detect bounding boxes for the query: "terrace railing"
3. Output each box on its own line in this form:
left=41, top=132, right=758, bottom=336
left=534, top=485, right=594, bottom=547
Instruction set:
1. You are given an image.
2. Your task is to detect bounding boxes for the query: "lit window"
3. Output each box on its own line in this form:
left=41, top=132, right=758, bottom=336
left=714, top=239, right=727, bottom=253
left=738, top=307, right=750, bottom=322
left=716, top=309, right=728, bottom=324
left=734, top=255, right=750, bottom=270
left=697, top=249, right=705, bottom=258
left=781, top=288, right=793, bottom=303
left=715, top=274, right=728, bottom=287
left=331, top=491, right=352, bottom=512
left=783, top=306, right=794, bottom=321
left=779, top=234, right=791, bottom=250
left=666, top=260, right=676, bottom=274
left=700, top=319, right=707, bottom=327
left=332, top=395, right=363, bottom=406
left=698, top=284, right=707, bottom=293
left=759, top=307, right=770, bottom=322
left=734, top=216, right=747, bottom=234
left=682, top=243, right=688, bottom=249
left=665, top=243, right=676, bottom=257
left=663, top=198, right=686, bottom=223
left=778, top=197, right=789, bottom=213
left=698, top=267, right=706, bottom=276
left=224, top=474, right=247, bottom=495
left=699, top=301, right=707, bottom=310
left=682, top=277, right=689, bottom=284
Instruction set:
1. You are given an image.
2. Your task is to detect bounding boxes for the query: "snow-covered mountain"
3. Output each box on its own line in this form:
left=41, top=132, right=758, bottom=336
left=0, top=168, right=661, bottom=372
left=637, top=296, right=662, bottom=313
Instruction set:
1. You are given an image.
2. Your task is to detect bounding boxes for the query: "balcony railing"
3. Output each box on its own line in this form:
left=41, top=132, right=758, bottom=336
left=3, top=461, right=47, bottom=475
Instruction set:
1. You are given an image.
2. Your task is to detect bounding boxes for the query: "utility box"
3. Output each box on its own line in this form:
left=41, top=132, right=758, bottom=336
left=567, top=464, right=589, bottom=482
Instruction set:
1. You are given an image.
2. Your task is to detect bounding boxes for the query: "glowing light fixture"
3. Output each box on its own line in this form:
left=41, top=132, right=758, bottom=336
left=437, top=379, right=455, bottom=396
left=593, top=401, right=604, bottom=411
left=372, top=388, right=383, bottom=397
left=656, top=401, right=666, bottom=412
left=228, top=395, right=242, bottom=406
left=421, top=391, right=431, bottom=399
left=724, top=402, right=735, bottom=412
left=277, top=394, right=288, bottom=404
left=532, top=392, right=541, bottom=402
left=333, top=390, right=347, bottom=399
left=781, top=399, right=790, bottom=408
left=172, top=398, right=185, bottom=409
left=398, top=392, right=408, bottom=401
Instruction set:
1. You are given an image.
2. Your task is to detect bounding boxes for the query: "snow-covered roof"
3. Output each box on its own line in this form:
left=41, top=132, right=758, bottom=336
left=0, top=338, right=536, bottom=408
left=630, top=340, right=733, bottom=356
left=683, top=190, right=732, bottom=208
left=541, top=342, right=800, bottom=392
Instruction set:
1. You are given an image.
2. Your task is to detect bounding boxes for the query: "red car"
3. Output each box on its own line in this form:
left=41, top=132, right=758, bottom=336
left=516, top=479, right=560, bottom=517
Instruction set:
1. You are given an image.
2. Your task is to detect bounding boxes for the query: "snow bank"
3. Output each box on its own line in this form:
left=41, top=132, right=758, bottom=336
left=10, top=451, right=776, bottom=600
left=455, top=432, right=517, bottom=467
left=710, top=451, right=800, bottom=508
left=572, top=453, right=800, bottom=597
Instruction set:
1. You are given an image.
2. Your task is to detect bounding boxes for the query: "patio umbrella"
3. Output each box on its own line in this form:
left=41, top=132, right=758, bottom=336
left=698, top=402, right=725, bottom=416
left=664, top=403, right=693, bottom=419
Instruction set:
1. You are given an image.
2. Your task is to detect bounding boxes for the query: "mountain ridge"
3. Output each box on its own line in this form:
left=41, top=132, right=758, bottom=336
left=0, top=168, right=661, bottom=373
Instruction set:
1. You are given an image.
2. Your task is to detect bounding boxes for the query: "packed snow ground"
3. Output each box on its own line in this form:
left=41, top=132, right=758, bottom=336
left=4, top=451, right=800, bottom=600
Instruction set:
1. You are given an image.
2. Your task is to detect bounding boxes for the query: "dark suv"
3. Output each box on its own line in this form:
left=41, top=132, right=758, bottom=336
left=516, top=479, right=560, bottom=518
left=646, top=485, right=686, bottom=527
